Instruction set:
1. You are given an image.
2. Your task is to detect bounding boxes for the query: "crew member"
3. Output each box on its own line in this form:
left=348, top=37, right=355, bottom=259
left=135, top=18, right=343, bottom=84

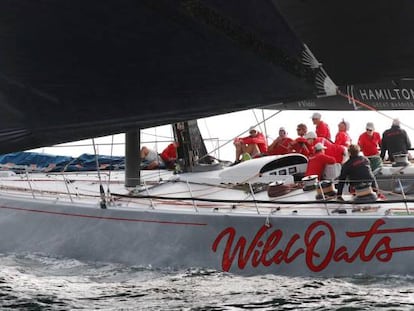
left=380, top=118, right=411, bottom=162
left=233, top=126, right=268, bottom=164
left=305, top=142, right=336, bottom=181
left=336, top=144, right=377, bottom=200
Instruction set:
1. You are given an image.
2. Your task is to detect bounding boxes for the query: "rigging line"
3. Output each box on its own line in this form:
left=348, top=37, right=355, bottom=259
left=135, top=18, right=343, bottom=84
left=261, top=109, right=269, bottom=142
left=201, top=118, right=218, bottom=159
left=106, top=135, right=115, bottom=199
left=92, top=138, right=107, bottom=209
left=252, top=109, right=269, bottom=141
left=116, top=193, right=412, bottom=205
left=152, top=126, right=164, bottom=181
left=200, top=110, right=282, bottom=161
left=252, top=109, right=263, bottom=133
left=337, top=89, right=414, bottom=132
left=141, top=130, right=173, bottom=140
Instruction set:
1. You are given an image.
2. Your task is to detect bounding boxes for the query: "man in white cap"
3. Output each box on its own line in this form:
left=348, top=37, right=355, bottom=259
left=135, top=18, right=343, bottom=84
left=305, top=142, right=336, bottom=181
left=233, top=125, right=268, bottom=164
left=358, top=122, right=382, bottom=170
left=305, top=131, right=346, bottom=163
left=380, top=118, right=411, bottom=162
left=311, top=112, right=331, bottom=140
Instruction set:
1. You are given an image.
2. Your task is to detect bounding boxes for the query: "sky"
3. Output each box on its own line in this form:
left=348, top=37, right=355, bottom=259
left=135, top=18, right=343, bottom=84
left=29, top=109, right=414, bottom=162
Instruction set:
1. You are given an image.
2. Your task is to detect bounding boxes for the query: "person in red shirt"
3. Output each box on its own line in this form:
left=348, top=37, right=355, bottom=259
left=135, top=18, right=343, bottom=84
left=290, top=123, right=312, bottom=157
left=267, top=127, right=293, bottom=155
left=290, top=137, right=312, bottom=158
left=305, top=143, right=336, bottom=181
left=295, top=123, right=308, bottom=138
left=305, top=131, right=346, bottom=163
left=358, top=122, right=382, bottom=171
left=311, top=112, right=331, bottom=140
left=160, top=141, right=179, bottom=169
left=335, top=120, right=351, bottom=147
left=233, top=126, right=268, bottom=163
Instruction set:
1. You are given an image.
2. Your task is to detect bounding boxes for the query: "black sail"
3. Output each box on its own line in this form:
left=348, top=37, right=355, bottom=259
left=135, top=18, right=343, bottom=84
left=0, top=0, right=320, bottom=153
left=2, top=0, right=414, bottom=154
left=274, top=0, right=414, bottom=86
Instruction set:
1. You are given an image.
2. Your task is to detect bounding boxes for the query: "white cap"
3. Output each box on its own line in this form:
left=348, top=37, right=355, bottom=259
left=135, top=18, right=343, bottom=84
left=339, top=120, right=350, bottom=130
left=248, top=126, right=257, bottom=132
left=279, top=127, right=286, bottom=132
left=311, top=112, right=321, bottom=119
left=314, top=142, right=326, bottom=151
left=305, top=131, right=317, bottom=139
left=392, top=118, right=400, bottom=126
left=366, top=122, right=374, bottom=130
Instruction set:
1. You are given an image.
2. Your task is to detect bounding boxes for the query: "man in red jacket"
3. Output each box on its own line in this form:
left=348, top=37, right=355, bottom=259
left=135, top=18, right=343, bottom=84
left=305, top=131, right=346, bottom=163
left=312, top=112, right=331, bottom=140
left=305, top=142, right=336, bottom=181
left=267, top=127, right=293, bottom=155
left=233, top=126, right=268, bottom=164
left=358, top=122, right=382, bottom=171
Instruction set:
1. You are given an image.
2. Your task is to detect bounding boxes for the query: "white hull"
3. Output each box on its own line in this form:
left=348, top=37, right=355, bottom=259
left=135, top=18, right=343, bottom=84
left=376, top=164, right=414, bottom=195
left=1, top=155, right=414, bottom=276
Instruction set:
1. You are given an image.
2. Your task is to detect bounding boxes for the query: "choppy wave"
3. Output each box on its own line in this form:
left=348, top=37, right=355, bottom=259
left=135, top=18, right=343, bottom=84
left=0, top=253, right=414, bottom=310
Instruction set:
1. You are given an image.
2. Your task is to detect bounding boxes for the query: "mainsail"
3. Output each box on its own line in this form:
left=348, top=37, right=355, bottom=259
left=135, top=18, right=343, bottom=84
left=1, top=1, right=413, bottom=154
left=273, top=0, right=414, bottom=86
left=0, top=0, right=323, bottom=154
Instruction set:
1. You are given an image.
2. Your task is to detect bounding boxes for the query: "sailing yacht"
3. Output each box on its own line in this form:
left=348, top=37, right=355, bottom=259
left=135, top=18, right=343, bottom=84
left=1, top=1, right=414, bottom=276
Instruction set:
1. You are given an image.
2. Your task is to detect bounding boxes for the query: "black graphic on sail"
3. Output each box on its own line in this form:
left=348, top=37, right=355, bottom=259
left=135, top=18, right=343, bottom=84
left=173, top=120, right=213, bottom=172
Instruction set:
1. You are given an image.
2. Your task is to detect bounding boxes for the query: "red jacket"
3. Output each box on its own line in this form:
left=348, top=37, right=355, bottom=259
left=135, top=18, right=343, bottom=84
left=316, top=121, right=331, bottom=140
left=313, top=138, right=345, bottom=163
left=358, top=132, right=381, bottom=156
left=238, top=132, right=268, bottom=153
left=268, top=137, right=293, bottom=155
left=290, top=137, right=313, bottom=158
left=160, top=143, right=177, bottom=162
left=305, top=152, right=336, bottom=180
left=335, top=131, right=351, bottom=147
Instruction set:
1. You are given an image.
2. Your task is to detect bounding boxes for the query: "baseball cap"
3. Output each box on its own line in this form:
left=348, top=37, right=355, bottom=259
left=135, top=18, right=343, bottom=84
left=311, top=112, right=321, bottom=119
left=314, top=142, right=326, bottom=151
left=392, top=118, right=400, bottom=126
left=366, top=122, right=374, bottom=130
left=304, top=131, right=317, bottom=139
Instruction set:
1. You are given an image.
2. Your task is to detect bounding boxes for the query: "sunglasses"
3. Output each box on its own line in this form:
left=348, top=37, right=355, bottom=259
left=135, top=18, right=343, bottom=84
left=366, top=129, right=373, bottom=131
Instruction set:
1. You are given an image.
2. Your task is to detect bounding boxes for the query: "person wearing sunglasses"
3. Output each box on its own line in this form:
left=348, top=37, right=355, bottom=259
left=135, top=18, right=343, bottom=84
left=358, top=122, right=382, bottom=171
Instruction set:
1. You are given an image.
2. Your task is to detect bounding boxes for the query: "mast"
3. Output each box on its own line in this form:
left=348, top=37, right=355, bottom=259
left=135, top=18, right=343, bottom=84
left=125, top=130, right=140, bottom=187
left=173, top=120, right=212, bottom=172
left=173, top=122, right=193, bottom=173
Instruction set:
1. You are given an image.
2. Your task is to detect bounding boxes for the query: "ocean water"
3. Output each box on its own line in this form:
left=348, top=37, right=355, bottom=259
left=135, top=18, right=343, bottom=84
left=1, top=253, right=414, bottom=310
